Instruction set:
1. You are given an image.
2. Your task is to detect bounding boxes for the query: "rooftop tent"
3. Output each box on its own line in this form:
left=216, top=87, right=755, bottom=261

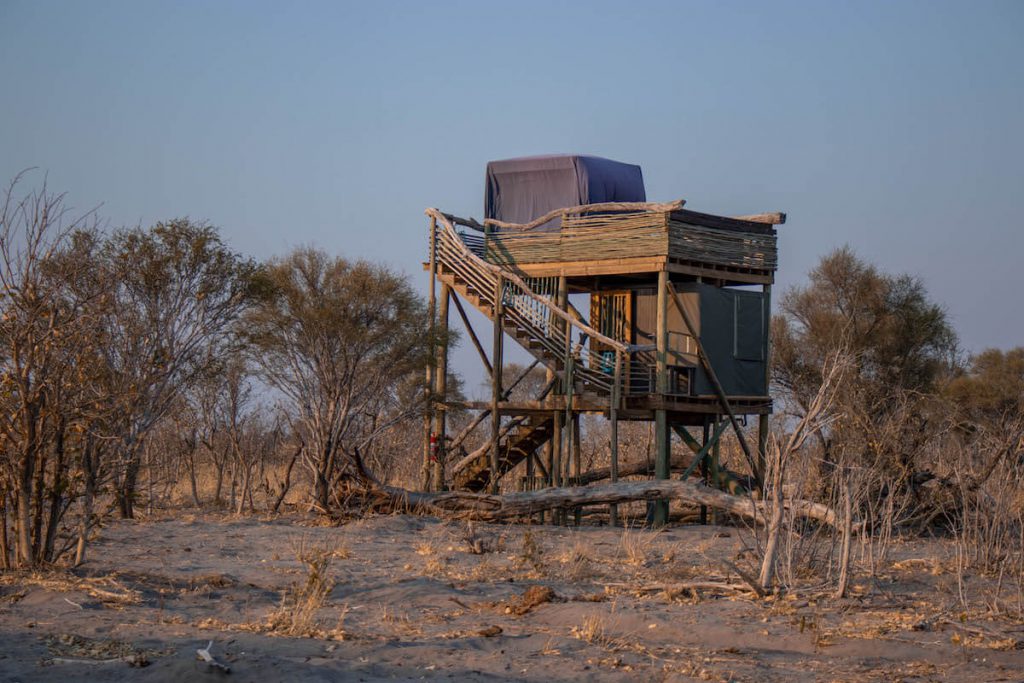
left=485, top=154, right=646, bottom=231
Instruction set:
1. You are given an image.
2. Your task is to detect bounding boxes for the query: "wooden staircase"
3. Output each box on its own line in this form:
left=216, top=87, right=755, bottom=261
left=453, top=414, right=555, bottom=492
left=429, top=208, right=646, bottom=491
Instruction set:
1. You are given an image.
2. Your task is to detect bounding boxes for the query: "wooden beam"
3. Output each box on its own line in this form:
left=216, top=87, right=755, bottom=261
left=758, top=283, right=772, bottom=484
left=423, top=214, right=438, bottom=492
left=450, top=293, right=492, bottom=377
left=490, top=275, right=504, bottom=494
left=431, top=284, right=450, bottom=491
left=653, top=270, right=670, bottom=527
left=609, top=350, right=622, bottom=527
left=665, top=260, right=774, bottom=285
left=732, top=212, right=786, bottom=225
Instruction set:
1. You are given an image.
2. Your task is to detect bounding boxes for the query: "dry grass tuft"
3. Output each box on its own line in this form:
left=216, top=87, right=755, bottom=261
left=559, top=537, right=595, bottom=581
left=619, top=527, right=657, bottom=569
left=572, top=612, right=611, bottom=646
left=264, top=537, right=343, bottom=638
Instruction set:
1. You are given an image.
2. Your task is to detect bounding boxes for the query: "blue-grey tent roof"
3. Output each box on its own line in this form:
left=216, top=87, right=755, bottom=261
left=485, top=154, right=645, bottom=231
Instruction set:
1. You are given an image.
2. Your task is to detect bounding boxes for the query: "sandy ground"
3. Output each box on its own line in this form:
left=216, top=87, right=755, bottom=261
left=1, top=512, right=1023, bottom=682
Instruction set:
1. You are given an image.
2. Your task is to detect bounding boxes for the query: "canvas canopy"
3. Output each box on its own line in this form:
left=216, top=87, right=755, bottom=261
left=485, top=154, right=646, bottom=231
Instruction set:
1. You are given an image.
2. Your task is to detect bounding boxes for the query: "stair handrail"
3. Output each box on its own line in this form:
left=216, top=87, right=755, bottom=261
left=426, top=207, right=629, bottom=354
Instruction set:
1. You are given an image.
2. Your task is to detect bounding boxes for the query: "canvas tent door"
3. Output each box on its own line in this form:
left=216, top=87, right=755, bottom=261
left=639, top=283, right=767, bottom=398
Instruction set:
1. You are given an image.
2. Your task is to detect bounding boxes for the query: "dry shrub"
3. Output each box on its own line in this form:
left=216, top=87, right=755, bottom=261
left=618, top=527, right=656, bottom=568
left=572, top=612, right=610, bottom=645
left=461, top=521, right=495, bottom=554
left=517, top=529, right=544, bottom=573
left=558, top=536, right=593, bottom=581
left=265, top=537, right=341, bottom=637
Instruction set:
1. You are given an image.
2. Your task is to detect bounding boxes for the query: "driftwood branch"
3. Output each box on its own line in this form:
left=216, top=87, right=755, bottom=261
left=481, top=200, right=686, bottom=232
left=732, top=212, right=786, bottom=225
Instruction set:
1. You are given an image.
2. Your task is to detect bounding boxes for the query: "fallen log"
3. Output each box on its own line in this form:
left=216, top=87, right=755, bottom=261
left=362, top=478, right=849, bottom=531
left=574, top=454, right=751, bottom=493
left=348, top=448, right=854, bottom=532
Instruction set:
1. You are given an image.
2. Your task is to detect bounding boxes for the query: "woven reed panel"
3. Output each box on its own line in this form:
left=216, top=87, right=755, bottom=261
left=667, top=220, right=777, bottom=271
left=481, top=210, right=777, bottom=274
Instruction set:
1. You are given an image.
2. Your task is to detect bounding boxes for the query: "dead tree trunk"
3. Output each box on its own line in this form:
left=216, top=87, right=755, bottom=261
left=834, top=472, right=854, bottom=599
left=272, top=441, right=303, bottom=513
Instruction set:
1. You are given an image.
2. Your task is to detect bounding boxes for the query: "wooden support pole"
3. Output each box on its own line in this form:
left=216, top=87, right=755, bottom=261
left=451, top=293, right=493, bottom=377
left=653, top=269, right=670, bottom=527
left=711, top=416, right=721, bottom=525
left=431, top=284, right=450, bottom=491
left=699, top=421, right=709, bottom=524
left=490, top=275, right=504, bottom=495
left=572, top=412, right=582, bottom=525
left=551, top=415, right=562, bottom=487
left=421, top=367, right=432, bottom=492
left=554, top=275, right=568, bottom=523
left=757, top=284, right=772, bottom=488
left=609, top=349, right=622, bottom=527
left=423, top=215, right=438, bottom=492
left=525, top=448, right=534, bottom=493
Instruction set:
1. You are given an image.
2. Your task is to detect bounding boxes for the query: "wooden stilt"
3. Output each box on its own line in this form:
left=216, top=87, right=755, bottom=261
left=572, top=413, right=582, bottom=526
left=653, top=270, right=670, bottom=527
left=490, top=275, right=504, bottom=495
left=758, top=284, right=772, bottom=487
left=609, top=349, right=621, bottom=527
left=699, top=420, right=709, bottom=524
left=555, top=275, right=568, bottom=524
left=421, top=367, right=432, bottom=492
left=711, top=416, right=721, bottom=525
left=423, top=215, right=438, bottom=492
left=431, top=284, right=450, bottom=491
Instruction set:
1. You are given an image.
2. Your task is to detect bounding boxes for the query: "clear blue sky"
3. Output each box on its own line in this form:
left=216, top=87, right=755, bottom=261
left=2, top=0, right=1021, bottom=391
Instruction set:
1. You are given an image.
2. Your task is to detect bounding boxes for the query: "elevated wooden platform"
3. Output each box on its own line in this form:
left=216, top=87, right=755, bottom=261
left=483, top=207, right=782, bottom=285
left=423, top=202, right=783, bottom=508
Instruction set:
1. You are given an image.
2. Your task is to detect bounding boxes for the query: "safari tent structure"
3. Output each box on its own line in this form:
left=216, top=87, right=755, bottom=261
left=423, top=155, right=784, bottom=526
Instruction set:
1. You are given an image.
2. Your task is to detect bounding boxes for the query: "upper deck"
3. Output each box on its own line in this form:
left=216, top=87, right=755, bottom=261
left=477, top=205, right=782, bottom=285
